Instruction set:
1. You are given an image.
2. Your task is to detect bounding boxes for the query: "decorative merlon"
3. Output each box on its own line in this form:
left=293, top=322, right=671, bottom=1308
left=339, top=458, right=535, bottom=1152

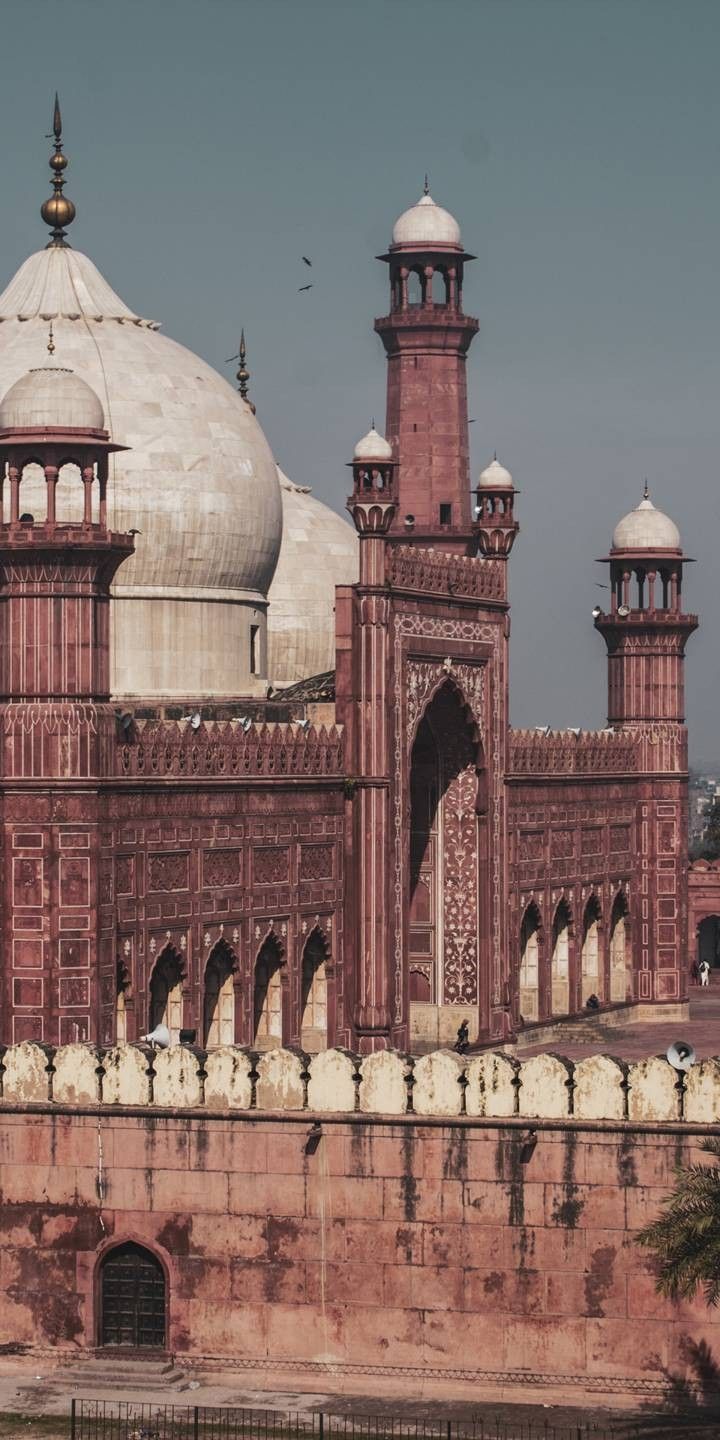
left=1, top=1042, right=717, bottom=1124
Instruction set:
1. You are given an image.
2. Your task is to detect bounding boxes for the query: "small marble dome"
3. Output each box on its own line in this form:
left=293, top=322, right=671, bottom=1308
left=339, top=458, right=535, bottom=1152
left=391, top=189, right=461, bottom=248
left=353, top=425, right=392, bottom=462
left=267, top=470, right=359, bottom=685
left=612, top=490, right=681, bottom=551
left=478, top=456, right=513, bottom=489
left=0, top=364, right=105, bottom=431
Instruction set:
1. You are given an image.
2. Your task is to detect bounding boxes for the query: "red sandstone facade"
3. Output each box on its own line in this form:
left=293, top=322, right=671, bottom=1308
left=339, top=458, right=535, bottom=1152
left=0, top=204, right=697, bottom=1056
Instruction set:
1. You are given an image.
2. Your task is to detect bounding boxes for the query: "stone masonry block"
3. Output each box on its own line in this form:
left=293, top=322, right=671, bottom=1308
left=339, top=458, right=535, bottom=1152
left=101, top=1045, right=151, bottom=1105
left=573, top=1055, right=626, bottom=1120
left=307, top=1049, right=356, bottom=1113
left=153, top=1046, right=202, bottom=1108
left=52, top=1044, right=99, bottom=1105
left=684, top=1058, right=720, bottom=1124
left=255, top=1049, right=304, bottom=1111
left=627, top=1057, right=680, bottom=1122
left=517, top=1053, right=572, bottom=1118
left=2, top=1043, right=51, bottom=1103
left=358, top=1051, right=407, bottom=1115
left=412, top=1051, right=464, bottom=1116
left=465, top=1051, right=517, bottom=1117
left=204, top=1047, right=252, bottom=1111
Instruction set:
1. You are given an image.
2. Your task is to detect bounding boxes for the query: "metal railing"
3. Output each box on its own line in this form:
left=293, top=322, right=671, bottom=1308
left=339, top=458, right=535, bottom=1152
left=68, top=1399, right=719, bottom=1440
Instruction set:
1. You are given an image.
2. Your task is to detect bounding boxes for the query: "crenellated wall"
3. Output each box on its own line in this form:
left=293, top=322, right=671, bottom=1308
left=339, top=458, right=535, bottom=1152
left=2, top=1040, right=719, bottom=1123
left=0, top=1042, right=718, bottom=1405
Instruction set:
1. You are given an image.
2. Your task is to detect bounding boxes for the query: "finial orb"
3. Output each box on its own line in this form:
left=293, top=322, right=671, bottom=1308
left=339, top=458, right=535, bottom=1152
left=41, top=195, right=76, bottom=229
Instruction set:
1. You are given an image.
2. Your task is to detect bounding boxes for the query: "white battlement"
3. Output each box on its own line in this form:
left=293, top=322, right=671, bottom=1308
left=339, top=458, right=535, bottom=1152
left=0, top=1043, right=717, bottom=1123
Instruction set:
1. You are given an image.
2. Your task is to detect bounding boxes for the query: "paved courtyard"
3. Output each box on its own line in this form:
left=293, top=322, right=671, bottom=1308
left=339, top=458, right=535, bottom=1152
left=516, top=978, right=720, bottom=1063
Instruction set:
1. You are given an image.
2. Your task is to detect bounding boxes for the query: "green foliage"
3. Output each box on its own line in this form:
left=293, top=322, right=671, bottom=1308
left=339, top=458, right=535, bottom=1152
left=637, top=1137, right=720, bottom=1306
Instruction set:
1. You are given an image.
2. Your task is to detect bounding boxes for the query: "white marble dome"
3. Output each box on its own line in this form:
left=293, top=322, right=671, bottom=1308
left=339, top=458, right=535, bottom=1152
left=391, top=190, right=462, bottom=248
left=267, top=470, right=359, bottom=684
left=478, top=456, right=513, bottom=489
left=353, top=425, right=392, bottom=461
left=0, top=245, right=283, bottom=697
left=0, top=364, right=105, bottom=431
left=612, top=492, right=681, bottom=551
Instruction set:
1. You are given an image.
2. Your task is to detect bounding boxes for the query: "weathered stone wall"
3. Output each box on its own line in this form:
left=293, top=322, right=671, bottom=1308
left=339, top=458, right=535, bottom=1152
left=1, top=1043, right=719, bottom=1404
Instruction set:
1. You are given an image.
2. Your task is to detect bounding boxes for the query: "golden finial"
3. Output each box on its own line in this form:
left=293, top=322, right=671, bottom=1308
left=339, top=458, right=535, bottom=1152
left=41, top=93, right=76, bottom=248
left=47, top=322, right=55, bottom=357
left=423, top=173, right=430, bottom=196
left=643, top=479, right=650, bottom=500
left=236, top=330, right=255, bottom=412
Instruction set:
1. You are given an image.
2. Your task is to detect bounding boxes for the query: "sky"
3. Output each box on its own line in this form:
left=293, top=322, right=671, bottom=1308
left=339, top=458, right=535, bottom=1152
left=2, top=0, right=720, bottom=759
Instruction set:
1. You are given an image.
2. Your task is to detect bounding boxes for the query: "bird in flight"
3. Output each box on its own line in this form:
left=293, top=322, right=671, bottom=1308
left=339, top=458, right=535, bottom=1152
left=302, top=256, right=312, bottom=266
left=298, top=284, right=313, bottom=292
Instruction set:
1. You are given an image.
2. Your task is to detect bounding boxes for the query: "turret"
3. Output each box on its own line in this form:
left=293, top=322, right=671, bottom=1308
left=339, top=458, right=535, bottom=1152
left=473, top=455, right=519, bottom=559
left=0, top=351, right=133, bottom=774
left=594, top=485, right=697, bottom=728
left=374, top=182, right=478, bottom=544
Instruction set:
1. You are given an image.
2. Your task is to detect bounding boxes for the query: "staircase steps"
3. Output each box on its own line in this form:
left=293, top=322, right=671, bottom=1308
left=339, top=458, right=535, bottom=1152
left=57, top=1355, right=192, bottom=1392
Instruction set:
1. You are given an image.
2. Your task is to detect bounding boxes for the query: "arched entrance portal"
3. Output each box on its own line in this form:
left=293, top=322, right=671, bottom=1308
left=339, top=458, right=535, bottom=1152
left=408, top=682, right=484, bottom=1044
left=698, top=915, right=720, bottom=970
left=100, top=1243, right=166, bottom=1349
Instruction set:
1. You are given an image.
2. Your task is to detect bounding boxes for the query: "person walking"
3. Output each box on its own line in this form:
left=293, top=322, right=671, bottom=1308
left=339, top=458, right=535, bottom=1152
left=691, top=958, right=700, bottom=986
left=700, top=959, right=711, bottom=988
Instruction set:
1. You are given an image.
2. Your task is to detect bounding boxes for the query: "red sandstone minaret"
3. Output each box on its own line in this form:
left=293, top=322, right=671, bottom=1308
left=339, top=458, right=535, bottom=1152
left=0, top=346, right=133, bottom=1045
left=374, top=181, right=479, bottom=543
left=337, top=188, right=515, bottom=1053
left=594, top=485, right=697, bottom=731
left=594, top=485, right=697, bottom=1008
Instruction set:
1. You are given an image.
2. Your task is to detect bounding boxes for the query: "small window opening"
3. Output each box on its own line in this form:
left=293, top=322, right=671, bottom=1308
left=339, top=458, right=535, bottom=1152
left=439, top=503, right=452, bottom=526
left=250, top=624, right=259, bottom=676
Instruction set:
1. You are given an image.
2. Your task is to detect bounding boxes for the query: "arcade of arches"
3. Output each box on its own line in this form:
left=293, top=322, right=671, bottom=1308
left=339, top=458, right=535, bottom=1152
left=518, top=889, right=631, bottom=1024
left=124, top=930, right=333, bottom=1052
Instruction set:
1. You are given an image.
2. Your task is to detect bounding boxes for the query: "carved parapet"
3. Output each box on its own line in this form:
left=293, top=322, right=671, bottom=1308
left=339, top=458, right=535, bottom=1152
left=115, top=718, right=345, bottom=780
left=388, top=545, right=506, bottom=602
left=0, top=1044, right=712, bottom=1122
left=508, top=727, right=639, bottom=777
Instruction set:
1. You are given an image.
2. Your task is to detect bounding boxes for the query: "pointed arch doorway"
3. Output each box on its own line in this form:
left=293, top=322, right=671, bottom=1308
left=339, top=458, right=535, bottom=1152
left=408, top=681, right=485, bottom=1044
left=99, top=1242, right=166, bottom=1349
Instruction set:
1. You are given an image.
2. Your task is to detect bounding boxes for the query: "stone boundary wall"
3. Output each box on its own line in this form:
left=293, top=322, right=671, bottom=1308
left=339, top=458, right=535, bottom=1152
left=3, top=1043, right=719, bottom=1124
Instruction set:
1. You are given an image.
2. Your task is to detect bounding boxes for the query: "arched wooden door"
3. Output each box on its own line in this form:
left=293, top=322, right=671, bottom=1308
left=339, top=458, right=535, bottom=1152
left=100, top=1243, right=166, bottom=1349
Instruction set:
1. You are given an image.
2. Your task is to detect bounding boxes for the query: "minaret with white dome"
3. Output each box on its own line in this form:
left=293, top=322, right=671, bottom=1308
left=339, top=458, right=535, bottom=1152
left=594, top=484, right=697, bottom=729
left=374, top=181, right=478, bottom=543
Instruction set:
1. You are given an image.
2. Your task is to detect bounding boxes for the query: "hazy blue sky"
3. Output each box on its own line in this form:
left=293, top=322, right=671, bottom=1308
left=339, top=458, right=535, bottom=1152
left=4, top=0, right=720, bottom=758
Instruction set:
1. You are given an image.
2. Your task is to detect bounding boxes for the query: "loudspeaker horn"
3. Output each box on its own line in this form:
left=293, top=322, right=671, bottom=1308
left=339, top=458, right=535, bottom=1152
left=666, top=1040, right=696, bottom=1072
left=141, top=1024, right=171, bottom=1049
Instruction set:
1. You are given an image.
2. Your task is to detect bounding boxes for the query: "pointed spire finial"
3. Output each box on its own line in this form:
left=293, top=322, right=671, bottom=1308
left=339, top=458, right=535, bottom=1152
left=41, top=93, right=76, bottom=248
left=236, top=329, right=255, bottom=413
left=371, top=416, right=375, bottom=430
left=643, top=479, right=650, bottom=500
left=423, top=173, right=430, bottom=196
left=47, top=322, right=55, bottom=358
